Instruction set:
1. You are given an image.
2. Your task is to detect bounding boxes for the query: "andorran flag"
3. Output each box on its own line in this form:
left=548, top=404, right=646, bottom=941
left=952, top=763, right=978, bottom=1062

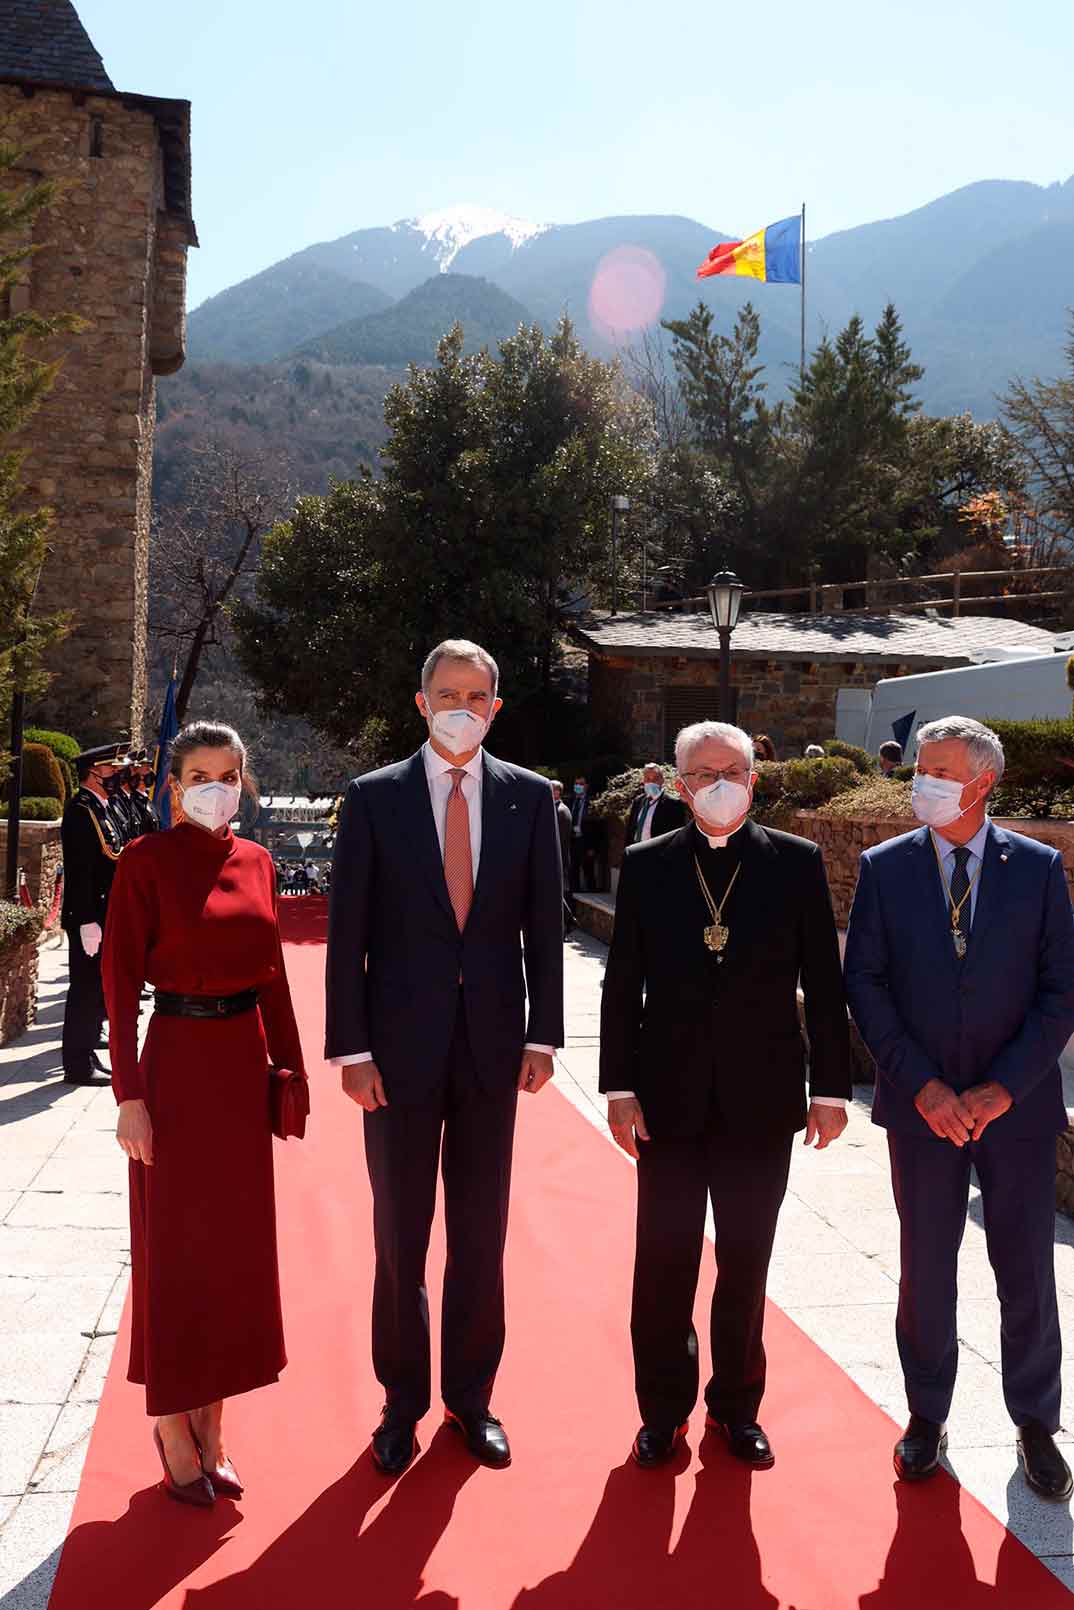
left=696, top=214, right=801, bottom=283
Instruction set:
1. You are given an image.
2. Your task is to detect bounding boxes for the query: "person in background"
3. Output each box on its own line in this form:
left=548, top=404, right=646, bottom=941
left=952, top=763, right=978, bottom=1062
left=878, top=741, right=903, bottom=776
left=569, top=775, right=590, bottom=892
left=60, top=743, right=131, bottom=1085
left=845, top=716, right=1074, bottom=1500
left=752, top=734, right=777, bottom=763
left=129, top=751, right=160, bottom=839
left=804, top=744, right=825, bottom=759
left=550, top=781, right=575, bottom=934
left=103, top=720, right=305, bottom=1508
left=625, top=763, right=687, bottom=844
left=600, top=720, right=849, bottom=1471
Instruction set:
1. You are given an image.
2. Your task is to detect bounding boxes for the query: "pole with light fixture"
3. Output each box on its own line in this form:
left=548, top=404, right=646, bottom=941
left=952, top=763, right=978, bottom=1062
left=706, top=570, right=745, bottom=722
left=610, top=495, right=630, bottom=615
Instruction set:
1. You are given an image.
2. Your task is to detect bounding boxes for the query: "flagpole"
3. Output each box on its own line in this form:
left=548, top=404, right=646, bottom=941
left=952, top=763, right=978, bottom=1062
left=799, top=201, right=806, bottom=384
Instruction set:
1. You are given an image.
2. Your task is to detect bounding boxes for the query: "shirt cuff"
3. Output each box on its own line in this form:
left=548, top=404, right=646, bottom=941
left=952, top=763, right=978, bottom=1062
left=606, top=1090, right=636, bottom=1101
left=523, top=1043, right=555, bottom=1055
left=330, top=1052, right=372, bottom=1065
left=809, top=1096, right=847, bottom=1109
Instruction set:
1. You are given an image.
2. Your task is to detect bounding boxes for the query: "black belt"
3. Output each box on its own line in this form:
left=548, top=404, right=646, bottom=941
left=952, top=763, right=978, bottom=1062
left=153, top=989, right=259, bottom=1019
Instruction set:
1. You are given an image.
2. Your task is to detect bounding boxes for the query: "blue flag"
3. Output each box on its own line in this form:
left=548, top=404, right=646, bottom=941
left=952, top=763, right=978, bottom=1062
left=152, top=678, right=179, bottom=829
left=891, top=710, right=916, bottom=754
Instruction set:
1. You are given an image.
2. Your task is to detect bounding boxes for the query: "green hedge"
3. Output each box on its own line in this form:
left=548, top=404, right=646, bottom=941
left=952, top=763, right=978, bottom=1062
left=25, top=728, right=79, bottom=801
left=985, top=718, right=1074, bottom=819
left=753, top=757, right=860, bottom=823
left=17, top=797, right=62, bottom=821
left=823, top=739, right=875, bottom=775
left=0, top=899, right=40, bottom=964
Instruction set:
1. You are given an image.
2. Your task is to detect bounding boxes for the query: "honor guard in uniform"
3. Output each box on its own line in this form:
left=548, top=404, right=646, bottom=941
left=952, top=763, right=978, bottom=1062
left=106, top=756, right=137, bottom=845
left=60, top=743, right=131, bottom=1084
left=125, top=750, right=160, bottom=839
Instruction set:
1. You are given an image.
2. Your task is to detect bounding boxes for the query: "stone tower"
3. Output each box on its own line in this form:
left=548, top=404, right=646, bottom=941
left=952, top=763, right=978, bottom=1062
left=0, top=0, right=195, bottom=745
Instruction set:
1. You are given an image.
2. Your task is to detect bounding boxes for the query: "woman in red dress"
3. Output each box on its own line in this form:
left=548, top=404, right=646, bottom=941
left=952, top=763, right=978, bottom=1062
left=103, top=721, right=306, bottom=1506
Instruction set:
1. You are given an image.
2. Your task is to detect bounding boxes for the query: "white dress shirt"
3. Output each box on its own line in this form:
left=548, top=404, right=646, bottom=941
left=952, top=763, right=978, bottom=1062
left=332, top=742, right=553, bottom=1065
left=607, top=819, right=845, bottom=1110
left=930, top=819, right=989, bottom=923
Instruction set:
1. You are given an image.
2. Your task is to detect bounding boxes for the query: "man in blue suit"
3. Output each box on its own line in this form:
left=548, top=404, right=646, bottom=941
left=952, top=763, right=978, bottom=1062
left=326, top=639, right=564, bottom=1476
left=845, top=716, right=1074, bottom=1500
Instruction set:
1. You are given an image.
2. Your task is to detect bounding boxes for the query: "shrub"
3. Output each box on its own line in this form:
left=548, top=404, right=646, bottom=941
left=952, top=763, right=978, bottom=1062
left=0, top=899, right=40, bottom=963
left=986, top=718, right=1074, bottom=819
left=24, top=727, right=79, bottom=800
left=17, top=797, right=62, bottom=821
left=19, top=743, right=66, bottom=803
left=781, top=756, right=859, bottom=807
left=820, top=776, right=913, bottom=818
left=823, top=739, right=874, bottom=775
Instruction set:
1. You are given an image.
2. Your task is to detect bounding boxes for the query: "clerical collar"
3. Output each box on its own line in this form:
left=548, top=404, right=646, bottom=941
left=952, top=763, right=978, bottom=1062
left=694, top=820, right=746, bottom=850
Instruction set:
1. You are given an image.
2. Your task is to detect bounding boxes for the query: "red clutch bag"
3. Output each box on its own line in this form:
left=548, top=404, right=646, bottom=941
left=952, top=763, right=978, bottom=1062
left=269, top=1066, right=309, bottom=1140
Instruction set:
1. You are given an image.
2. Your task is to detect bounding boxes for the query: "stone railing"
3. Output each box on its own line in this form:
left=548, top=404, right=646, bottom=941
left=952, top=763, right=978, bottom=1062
left=0, top=919, right=41, bottom=1045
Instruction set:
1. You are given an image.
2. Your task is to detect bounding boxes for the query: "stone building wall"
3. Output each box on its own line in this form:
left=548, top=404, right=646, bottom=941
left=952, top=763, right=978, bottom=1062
left=589, top=653, right=952, bottom=760
left=1, top=82, right=189, bottom=746
left=0, top=925, right=40, bottom=1046
left=0, top=821, right=63, bottom=922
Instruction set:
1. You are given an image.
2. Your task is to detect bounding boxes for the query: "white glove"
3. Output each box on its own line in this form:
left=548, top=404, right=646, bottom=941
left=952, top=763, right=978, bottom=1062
left=79, top=923, right=102, bottom=959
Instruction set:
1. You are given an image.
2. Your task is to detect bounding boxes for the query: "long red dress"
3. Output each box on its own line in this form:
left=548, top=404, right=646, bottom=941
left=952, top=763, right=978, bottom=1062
left=102, top=821, right=305, bottom=1416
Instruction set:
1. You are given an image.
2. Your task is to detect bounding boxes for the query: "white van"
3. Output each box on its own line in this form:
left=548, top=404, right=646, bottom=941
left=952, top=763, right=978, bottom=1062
left=838, top=652, right=1072, bottom=760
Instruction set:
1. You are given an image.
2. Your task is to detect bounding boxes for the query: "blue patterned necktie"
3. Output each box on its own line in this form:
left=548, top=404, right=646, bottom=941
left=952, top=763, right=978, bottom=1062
left=950, top=845, right=971, bottom=955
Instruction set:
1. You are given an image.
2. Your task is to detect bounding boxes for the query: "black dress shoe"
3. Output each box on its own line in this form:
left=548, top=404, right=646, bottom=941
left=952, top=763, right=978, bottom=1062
left=706, top=1417, right=775, bottom=1469
left=371, top=1411, right=419, bottom=1476
left=1018, top=1421, right=1073, bottom=1501
left=894, top=1415, right=947, bottom=1480
left=632, top=1422, right=688, bottom=1468
left=62, top=1065, right=110, bottom=1086
left=445, top=1409, right=511, bottom=1468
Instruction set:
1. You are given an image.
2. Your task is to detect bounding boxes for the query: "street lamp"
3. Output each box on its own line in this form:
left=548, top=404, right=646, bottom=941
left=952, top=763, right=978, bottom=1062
left=610, top=495, right=630, bottom=615
left=706, top=570, right=745, bottom=722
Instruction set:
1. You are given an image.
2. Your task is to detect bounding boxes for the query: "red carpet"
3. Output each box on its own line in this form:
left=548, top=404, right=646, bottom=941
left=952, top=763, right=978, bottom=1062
left=47, top=897, right=1071, bottom=1608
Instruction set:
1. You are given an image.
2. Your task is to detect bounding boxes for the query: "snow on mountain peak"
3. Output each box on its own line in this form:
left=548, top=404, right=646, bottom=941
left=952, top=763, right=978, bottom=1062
left=400, top=205, right=548, bottom=268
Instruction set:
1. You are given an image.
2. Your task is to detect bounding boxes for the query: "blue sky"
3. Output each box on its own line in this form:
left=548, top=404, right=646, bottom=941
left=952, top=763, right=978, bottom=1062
left=79, top=0, right=1074, bottom=311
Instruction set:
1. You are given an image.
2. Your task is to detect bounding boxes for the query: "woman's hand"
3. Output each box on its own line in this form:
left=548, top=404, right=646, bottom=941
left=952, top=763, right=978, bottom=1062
left=117, top=1100, right=153, bottom=1165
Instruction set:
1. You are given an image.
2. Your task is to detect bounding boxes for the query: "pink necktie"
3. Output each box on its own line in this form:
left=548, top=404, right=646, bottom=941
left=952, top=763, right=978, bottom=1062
left=444, top=769, right=473, bottom=931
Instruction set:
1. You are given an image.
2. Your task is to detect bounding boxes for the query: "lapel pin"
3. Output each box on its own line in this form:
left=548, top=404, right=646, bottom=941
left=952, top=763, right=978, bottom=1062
left=508, top=802, right=518, bottom=812
left=1000, top=852, right=1008, bottom=862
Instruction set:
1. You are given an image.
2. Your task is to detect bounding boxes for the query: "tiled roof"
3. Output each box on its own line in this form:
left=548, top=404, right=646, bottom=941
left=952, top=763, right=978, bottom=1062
left=574, top=611, right=1060, bottom=665
left=0, top=1, right=114, bottom=92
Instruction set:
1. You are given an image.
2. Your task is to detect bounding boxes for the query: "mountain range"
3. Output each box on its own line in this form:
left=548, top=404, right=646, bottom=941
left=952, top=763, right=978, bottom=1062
left=185, top=184, right=1074, bottom=417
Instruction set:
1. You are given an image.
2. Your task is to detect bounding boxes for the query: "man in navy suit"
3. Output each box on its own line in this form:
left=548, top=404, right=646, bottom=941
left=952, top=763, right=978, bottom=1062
left=845, top=716, right=1074, bottom=1500
left=326, top=639, right=564, bottom=1475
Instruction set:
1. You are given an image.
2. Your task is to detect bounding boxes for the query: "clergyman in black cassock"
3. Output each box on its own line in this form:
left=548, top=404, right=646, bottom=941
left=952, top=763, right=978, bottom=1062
left=600, top=721, right=851, bottom=1468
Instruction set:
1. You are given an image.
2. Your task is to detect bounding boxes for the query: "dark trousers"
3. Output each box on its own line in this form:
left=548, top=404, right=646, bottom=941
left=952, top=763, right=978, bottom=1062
left=61, top=926, right=105, bottom=1077
left=631, top=1120, right=793, bottom=1430
left=888, top=1127, right=1061, bottom=1431
left=362, top=1004, right=518, bottom=1422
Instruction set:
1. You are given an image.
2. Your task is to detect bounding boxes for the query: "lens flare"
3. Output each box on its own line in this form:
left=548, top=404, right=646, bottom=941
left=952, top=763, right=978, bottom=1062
left=587, top=246, right=667, bottom=339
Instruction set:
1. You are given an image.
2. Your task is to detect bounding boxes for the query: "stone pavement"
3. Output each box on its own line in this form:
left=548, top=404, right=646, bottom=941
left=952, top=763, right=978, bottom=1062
left=1, top=930, right=1073, bottom=1604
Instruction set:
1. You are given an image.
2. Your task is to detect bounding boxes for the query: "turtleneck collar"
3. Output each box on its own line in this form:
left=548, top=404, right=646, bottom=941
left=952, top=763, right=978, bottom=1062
left=173, top=820, right=237, bottom=856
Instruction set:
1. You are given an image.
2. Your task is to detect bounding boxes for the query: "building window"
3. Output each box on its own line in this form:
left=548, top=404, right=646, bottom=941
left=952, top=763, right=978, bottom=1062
left=663, top=685, right=737, bottom=753
left=90, top=117, right=104, bottom=158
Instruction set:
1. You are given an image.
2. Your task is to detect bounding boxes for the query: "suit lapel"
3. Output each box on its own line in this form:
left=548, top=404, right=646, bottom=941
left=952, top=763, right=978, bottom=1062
left=470, top=752, right=515, bottom=918
left=909, top=825, right=960, bottom=977
left=395, top=750, right=454, bottom=920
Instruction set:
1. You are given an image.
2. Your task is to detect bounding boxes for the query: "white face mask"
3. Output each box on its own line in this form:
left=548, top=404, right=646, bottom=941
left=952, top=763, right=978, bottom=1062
left=910, top=772, right=984, bottom=829
left=180, top=780, right=241, bottom=833
left=425, top=702, right=490, bottom=756
left=683, top=777, right=752, bottom=830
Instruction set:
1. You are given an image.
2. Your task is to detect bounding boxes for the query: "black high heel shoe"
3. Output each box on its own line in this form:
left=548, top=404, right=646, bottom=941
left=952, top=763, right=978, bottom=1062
left=153, top=1425, right=215, bottom=1507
